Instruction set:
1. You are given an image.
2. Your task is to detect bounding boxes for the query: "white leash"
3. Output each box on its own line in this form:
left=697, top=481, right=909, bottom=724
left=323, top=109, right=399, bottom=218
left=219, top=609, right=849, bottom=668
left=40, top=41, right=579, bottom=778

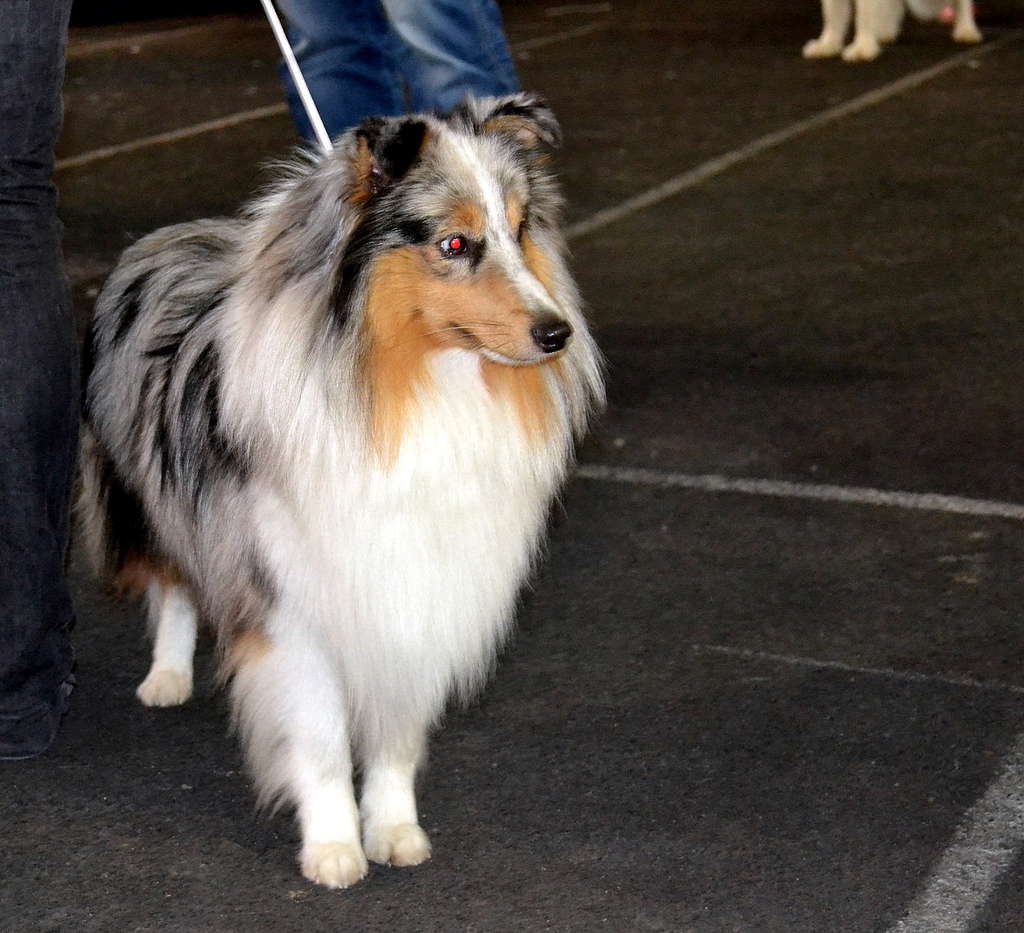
left=257, top=0, right=333, bottom=151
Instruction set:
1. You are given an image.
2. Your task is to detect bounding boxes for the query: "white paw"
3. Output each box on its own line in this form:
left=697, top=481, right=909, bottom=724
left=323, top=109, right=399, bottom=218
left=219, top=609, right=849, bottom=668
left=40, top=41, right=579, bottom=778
left=802, top=36, right=843, bottom=58
left=363, top=823, right=432, bottom=867
left=842, top=35, right=881, bottom=61
left=136, top=669, right=192, bottom=707
left=953, top=22, right=982, bottom=43
left=300, top=842, right=368, bottom=889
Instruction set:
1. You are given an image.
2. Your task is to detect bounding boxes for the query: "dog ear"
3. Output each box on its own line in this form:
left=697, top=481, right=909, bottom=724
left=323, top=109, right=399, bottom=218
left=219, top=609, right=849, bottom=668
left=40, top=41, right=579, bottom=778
left=479, top=93, right=561, bottom=150
left=349, top=117, right=430, bottom=203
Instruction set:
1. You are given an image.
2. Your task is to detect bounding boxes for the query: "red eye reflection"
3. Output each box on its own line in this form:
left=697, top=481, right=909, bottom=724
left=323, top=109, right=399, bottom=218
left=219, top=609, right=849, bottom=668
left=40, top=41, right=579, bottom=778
left=441, top=234, right=469, bottom=257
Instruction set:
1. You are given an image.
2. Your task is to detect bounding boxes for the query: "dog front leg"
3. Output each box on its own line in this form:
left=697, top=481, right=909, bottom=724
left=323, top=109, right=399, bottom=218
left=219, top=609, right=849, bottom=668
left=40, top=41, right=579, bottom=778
left=952, top=0, right=982, bottom=43
left=803, top=0, right=851, bottom=57
left=230, top=627, right=367, bottom=888
left=136, top=578, right=197, bottom=707
left=360, top=722, right=432, bottom=868
left=843, top=0, right=883, bottom=59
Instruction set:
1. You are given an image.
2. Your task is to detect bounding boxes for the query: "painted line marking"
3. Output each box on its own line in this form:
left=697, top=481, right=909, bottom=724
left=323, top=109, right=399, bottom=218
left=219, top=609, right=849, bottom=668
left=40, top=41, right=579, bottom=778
left=887, top=731, right=1024, bottom=932
left=565, top=31, right=1022, bottom=241
left=574, top=463, right=1024, bottom=522
left=56, top=104, right=290, bottom=172
left=692, top=644, right=1024, bottom=698
left=545, top=3, right=613, bottom=17
left=67, top=16, right=264, bottom=59
left=514, top=20, right=609, bottom=53
left=695, top=643, right=1024, bottom=929
left=57, top=20, right=611, bottom=173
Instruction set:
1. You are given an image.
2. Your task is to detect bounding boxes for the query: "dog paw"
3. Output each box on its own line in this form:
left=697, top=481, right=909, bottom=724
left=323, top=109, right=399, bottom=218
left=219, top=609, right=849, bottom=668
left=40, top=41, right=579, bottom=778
left=953, top=22, right=982, bottom=43
left=363, top=823, right=432, bottom=867
left=842, top=35, right=881, bottom=61
left=300, top=842, right=368, bottom=889
left=136, top=669, right=192, bottom=707
left=802, top=36, right=843, bottom=58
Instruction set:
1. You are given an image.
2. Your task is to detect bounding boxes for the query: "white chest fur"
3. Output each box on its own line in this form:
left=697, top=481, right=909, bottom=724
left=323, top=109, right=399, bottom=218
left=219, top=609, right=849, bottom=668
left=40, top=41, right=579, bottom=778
left=253, top=349, right=568, bottom=740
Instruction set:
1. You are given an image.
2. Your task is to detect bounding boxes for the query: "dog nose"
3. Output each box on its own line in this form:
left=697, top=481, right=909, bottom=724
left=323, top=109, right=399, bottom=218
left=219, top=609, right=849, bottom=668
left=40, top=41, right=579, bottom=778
left=530, top=319, right=572, bottom=354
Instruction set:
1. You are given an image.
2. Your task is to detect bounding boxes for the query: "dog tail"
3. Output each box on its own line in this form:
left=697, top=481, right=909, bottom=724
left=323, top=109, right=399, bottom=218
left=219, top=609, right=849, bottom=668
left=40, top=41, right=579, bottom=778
left=77, top=424, right=158, bottom=594
left=904, top=0, right=946, bottom=21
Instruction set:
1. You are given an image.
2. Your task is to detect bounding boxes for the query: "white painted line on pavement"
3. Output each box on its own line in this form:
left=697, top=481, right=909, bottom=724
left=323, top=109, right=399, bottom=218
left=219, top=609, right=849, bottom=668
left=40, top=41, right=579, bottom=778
left=55, top=103, right=290, bottom=173
left=692, top=644, right=1024, bottom=698
left=514, top=20, right=608, bottom=52
left=574, top=463, right=1024, bottom=522
left=887, top=731, right=1024, bottom=933
left=565, top=31, right=1022, bottom=242
left=694, top=643, right=1024, bottom=930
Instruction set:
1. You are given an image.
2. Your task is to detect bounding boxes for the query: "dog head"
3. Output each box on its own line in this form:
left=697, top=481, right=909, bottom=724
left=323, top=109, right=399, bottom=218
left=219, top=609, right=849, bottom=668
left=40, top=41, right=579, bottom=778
left=330, top=94, right=572, bottom=367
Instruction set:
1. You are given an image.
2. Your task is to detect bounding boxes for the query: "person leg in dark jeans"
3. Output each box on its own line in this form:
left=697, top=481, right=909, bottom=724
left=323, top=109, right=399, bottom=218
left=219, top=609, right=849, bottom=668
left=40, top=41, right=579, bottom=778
left=0, top=0, right=78, bottom=760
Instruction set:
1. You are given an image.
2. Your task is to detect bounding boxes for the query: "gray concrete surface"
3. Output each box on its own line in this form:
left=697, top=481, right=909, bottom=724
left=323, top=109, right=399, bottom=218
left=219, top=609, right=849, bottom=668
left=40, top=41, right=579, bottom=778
left=4, top=1, right=1024, bottom=930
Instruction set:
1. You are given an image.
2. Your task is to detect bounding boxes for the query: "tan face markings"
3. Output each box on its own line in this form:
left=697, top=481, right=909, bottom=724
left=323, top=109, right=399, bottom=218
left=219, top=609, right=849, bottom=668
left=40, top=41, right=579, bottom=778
left=506, top=195, right=525, bottom=241
left=362, top=248, right=438, bottom=465
left=447, top=199, right=485, bottom=241
left=520, top=232, right=558, bottom=300
left=362, top=222, right=567, bottom=461
left=482, top=359, right=555, bottom=445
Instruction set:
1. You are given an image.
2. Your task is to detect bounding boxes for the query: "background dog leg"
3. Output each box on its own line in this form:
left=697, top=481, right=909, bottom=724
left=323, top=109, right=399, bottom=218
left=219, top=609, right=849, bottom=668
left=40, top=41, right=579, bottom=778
left=842, top=0, right=883, bottom=60
left=136, top=580, right=197, bottom=707
left=803, top=0, right=851, bottom=57
left=360, top=725, right=432, bottom=868
left=952, top=0, right=982, bottom=42
left=231, top=632, right=367, bottom=889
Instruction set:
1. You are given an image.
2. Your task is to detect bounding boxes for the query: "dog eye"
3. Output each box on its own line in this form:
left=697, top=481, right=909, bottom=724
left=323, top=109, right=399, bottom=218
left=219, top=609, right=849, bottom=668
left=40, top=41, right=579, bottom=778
left=440, top=234, right=470, bottom=258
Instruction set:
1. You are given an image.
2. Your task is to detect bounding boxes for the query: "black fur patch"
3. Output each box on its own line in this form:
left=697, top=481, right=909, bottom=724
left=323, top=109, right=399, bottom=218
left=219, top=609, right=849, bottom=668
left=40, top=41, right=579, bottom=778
left=356, top=117, right=428, bottom=191
left=176, top=341, right=248, bottom=504
left=94, top=453, right=153, bottom=575
left=111, top=271, right=153, bottom=346
left=145, top=285, right=229, bottom=359
left=379, top=120, right=428, bottom=181
left=329, top=211, right=379, bottom=332
left=397, top=217, right=433, bottom=246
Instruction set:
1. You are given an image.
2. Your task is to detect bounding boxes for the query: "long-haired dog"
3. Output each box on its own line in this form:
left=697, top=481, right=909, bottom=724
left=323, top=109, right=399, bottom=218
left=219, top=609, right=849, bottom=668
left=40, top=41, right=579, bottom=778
left=803, top=0, right=980, bottom=61
left=79, top=94, right=604, bottom=888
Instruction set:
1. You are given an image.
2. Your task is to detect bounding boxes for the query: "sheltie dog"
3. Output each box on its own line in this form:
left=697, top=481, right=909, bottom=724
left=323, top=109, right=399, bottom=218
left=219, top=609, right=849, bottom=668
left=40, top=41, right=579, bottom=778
left=803, top=0, right=980, bottom=61
left=79, top=94, right=603, bottom=888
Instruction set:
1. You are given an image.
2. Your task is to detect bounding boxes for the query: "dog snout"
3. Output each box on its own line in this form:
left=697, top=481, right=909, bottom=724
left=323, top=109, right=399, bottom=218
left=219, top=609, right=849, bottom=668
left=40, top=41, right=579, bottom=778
left=530, top=318, right=572, bottom=354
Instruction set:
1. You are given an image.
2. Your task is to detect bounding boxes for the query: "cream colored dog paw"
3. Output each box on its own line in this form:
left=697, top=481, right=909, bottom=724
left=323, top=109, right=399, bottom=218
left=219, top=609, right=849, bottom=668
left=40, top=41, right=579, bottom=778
left=300, top=842, right=368, bottom=889
left=136, top=669, right=192, bottom=707
left=802, top=35, right=843, bottom=58
left=842, top=35, right=881, bottom=61
left=363, top=823, right=432, bottom=867
left=953, top=22, right=982, bottom=43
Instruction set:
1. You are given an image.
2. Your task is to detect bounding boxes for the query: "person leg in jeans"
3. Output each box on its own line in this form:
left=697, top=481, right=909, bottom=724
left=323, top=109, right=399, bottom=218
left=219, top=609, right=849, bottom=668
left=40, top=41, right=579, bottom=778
left=274, top=0, right=408, bottom=141
left=382, top=0, right=519, bottom=115
left=0, top=0, right=78, bottom=760
left=273, top=0, right=520, bottom=142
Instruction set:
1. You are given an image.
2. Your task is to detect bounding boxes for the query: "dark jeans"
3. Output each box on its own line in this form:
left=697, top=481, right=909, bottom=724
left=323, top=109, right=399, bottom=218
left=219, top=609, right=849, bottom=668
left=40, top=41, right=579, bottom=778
left=0, top=0, right=77, bottom=757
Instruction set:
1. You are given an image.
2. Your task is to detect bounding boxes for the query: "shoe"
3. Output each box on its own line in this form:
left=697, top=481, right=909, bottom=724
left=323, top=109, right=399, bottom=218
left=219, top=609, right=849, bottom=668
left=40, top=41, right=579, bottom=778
left=0, top=671, right=76, bottom=761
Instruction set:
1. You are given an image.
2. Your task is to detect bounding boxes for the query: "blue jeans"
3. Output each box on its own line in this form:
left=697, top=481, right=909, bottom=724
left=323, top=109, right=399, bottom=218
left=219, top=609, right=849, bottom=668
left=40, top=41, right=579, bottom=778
left=274, top=0, right=520, bottom=140
left=0, top=0, right=78, bottom=758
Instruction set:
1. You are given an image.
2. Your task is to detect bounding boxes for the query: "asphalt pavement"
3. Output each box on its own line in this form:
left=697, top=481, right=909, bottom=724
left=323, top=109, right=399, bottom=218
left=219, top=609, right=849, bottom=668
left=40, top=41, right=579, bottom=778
left=4, top=1, right=1024, bottom=930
